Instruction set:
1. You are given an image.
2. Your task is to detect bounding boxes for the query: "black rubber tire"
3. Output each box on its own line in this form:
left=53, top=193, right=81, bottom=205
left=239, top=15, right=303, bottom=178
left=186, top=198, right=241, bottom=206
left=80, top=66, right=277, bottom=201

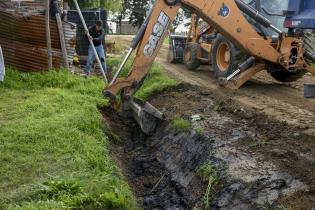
left=267, top=63, right=306, bottom=83
left=184, top=42, right=201, bottom=71
left=167, top=47, right=176, bottom=63
left=211, top=34, right=245, bottom=78
left=167, top=45, right=184, bottom=63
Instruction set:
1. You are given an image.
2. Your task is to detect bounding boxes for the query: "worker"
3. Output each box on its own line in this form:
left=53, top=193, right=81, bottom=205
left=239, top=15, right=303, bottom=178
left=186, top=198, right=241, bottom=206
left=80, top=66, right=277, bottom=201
left=83, top=20, right=108, bottom=78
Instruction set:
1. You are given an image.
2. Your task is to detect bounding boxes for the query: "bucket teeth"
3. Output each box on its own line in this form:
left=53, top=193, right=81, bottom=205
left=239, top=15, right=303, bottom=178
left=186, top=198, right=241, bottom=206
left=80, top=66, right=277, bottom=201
left=123, top=97, right=165, bottom=134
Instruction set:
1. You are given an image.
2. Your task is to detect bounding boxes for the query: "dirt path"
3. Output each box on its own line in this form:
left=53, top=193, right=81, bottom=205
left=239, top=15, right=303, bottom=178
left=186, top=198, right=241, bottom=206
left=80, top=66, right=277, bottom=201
left=108, top=35, right=315, bottom=136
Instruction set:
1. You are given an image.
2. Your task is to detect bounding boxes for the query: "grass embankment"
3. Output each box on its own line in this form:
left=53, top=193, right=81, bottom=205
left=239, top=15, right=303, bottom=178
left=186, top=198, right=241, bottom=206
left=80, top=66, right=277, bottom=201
left=106, top=56, right=178, bottom=100
left=163, top=36, right=170, bottom=46
left=0, top=70, right=136, bottom=209
left=0, top=59, right=178, bottom=209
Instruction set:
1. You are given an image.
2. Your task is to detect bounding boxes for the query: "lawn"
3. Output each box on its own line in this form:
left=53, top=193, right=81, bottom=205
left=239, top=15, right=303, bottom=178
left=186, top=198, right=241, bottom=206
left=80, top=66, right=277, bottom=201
left=0, top=69, right=137, bottom=210
left=106, top=56, right=178, bottom=100
left=0, top=62, right=178, bottom=210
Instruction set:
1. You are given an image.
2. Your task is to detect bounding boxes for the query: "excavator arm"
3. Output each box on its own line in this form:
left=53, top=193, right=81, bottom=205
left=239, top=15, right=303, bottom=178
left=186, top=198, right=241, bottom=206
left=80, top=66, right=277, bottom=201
left=105, top=1, right=180, bottom=99
left=104, top=0, right=315, bottom=134
left=105, top=0, right=281, bottom=98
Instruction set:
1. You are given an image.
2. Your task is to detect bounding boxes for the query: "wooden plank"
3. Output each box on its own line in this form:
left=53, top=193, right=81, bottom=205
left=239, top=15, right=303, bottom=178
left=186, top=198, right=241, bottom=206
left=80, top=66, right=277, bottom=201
left=56, top=13, right=68, bottom=69
left=45, top=0, right=52, bottom=70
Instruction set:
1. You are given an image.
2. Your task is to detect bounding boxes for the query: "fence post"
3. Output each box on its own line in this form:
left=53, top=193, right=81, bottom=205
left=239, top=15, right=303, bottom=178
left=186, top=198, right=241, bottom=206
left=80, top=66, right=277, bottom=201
left=45, top=0, right=53, bottom=70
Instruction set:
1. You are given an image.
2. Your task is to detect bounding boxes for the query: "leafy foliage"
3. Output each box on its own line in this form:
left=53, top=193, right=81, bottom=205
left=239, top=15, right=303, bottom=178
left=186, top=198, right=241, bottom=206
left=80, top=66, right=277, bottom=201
left=114, top=0, right=132, bottom=34
left=65, top=0, right=122, bottom=12
left=172, top=8, right=191, bottom=32
left=129, top=0, right=148, bottom=28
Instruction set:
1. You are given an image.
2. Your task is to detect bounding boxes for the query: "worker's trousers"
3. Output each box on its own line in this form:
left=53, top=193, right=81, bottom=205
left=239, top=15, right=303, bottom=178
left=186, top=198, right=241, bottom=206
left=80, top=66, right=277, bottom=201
left=85, top=44, right=107, bottom=74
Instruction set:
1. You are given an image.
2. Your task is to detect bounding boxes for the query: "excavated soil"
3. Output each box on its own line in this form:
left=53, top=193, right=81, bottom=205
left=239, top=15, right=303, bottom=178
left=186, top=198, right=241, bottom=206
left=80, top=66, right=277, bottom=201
left=103, top=83, right=315, bottom=210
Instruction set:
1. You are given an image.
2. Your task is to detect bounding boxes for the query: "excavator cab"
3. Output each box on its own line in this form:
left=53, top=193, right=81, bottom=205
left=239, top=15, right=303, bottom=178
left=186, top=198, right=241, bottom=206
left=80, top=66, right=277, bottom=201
left=253, top=0, right=289, bottom=36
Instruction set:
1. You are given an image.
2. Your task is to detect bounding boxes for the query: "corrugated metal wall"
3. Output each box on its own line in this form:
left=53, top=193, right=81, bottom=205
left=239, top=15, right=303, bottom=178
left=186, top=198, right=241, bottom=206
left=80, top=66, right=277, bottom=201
left=0, top=11, right=61, bottom=49
left=0, top=2, right=76, bottom=72
left=63, top=21, right=77, bottom=64
left=0, top=0, right=62, bottom=13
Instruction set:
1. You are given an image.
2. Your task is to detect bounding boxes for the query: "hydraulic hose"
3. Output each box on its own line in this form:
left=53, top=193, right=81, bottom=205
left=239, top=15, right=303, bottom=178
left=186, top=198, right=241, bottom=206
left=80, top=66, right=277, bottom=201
left=110, top=10, right=152, bottom=85
left=234, top=0, right=282, bottom=34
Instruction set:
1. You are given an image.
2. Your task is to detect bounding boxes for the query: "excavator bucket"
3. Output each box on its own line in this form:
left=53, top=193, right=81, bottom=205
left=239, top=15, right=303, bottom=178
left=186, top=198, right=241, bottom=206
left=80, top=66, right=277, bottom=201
left=0, top=46, right=5, bottom=82
left=122, top=97, right=165, bottom=135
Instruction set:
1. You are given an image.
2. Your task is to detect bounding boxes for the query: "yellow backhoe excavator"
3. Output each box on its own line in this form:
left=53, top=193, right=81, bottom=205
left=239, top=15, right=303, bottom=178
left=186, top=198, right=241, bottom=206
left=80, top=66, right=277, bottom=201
left=104, top=0, right=315, bottom=134
left=172, top=0, right=315, bottom=84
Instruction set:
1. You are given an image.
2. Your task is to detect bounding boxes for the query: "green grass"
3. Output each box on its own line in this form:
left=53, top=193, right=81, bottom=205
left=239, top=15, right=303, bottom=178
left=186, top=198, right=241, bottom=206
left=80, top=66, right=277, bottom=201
left=113, top=42, right=125, bottom=53
left=107, top=56, right=122, bottom=70
left=163, top=36, right=170, bottom=46
left=195, top=127, right=204, bottom=137
left=0, top=51, right=179, bottom=209
left=0, top=69, right=137, bottom=210
left=171, top=118, right=190, bottom=133
left=106, top=55, right=178, bottom=100
left=249, top=138, right=270, bottom=149
left=106, top=56, right=131, bottom=78
left=197, top=163, right=219, bottom=210
left=135, top=64, right=178, bottom=100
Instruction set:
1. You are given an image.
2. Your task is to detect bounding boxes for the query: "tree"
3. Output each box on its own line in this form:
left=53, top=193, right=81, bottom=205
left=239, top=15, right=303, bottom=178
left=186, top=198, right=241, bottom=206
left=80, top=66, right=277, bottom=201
left=129, top=0, right=147, bottom=28
left=65, top=0, right=122, bottom=12
left=128, top=0, right=191, bottom=31
left=100, top=0, right=122, bottom=12
left=171, top=8, right=191, bottom=32
left=115, top=0, right=131, bottom=34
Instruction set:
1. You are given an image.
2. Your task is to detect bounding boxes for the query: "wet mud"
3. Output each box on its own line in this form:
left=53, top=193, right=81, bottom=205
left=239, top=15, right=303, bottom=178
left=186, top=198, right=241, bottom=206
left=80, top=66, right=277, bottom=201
left=103, top=84, right=315, bottom=210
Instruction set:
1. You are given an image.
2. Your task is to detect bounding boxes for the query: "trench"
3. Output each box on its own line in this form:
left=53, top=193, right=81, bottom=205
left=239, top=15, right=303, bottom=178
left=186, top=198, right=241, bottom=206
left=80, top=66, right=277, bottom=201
left=102, top=84, right=314, bottom=210
left=103, top=107, right=208, bottom=209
